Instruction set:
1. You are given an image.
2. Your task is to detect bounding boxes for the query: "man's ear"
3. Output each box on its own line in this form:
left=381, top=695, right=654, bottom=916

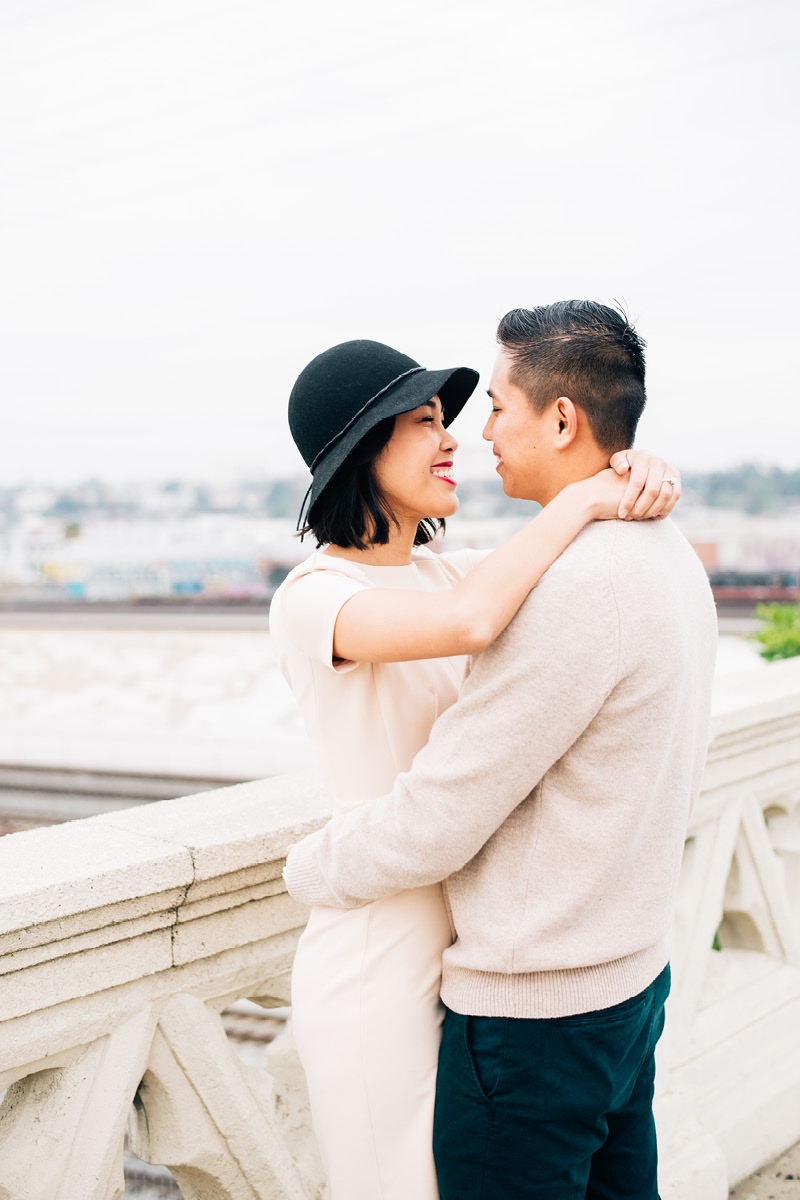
left=553, top=396, right=579, bottom=449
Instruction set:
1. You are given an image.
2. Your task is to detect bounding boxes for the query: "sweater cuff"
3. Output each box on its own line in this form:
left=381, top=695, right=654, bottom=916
left=283, top=831, right=339, bottom=908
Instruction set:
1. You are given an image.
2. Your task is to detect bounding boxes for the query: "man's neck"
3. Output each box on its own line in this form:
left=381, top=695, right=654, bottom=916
left=534, top=478, right=589, bottom=508
left=535, top=450, right=610, bottom=506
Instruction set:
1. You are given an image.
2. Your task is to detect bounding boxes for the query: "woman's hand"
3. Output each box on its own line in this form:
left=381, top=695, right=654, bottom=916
left=609, top=450, right=681, bottom=520
left=573, top=452, right=682, bottom=522
left=572, top=469, right=633, bottom=521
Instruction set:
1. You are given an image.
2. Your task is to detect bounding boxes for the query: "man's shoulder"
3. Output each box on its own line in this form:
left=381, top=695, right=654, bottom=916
left=523, top=520, right=617, bottom=597
left=541, top=517, right=705, bottom=579
left=566, top=518, right=716, bottom=642
left=610, top=518, right=714, bottom=594
left=516, top=518, right=712, bottom=623
left=510, top=522, right=619, bottom=632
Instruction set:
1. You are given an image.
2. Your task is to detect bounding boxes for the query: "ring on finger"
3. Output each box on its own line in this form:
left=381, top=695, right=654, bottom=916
left=662, top=476, right=678, bottom=489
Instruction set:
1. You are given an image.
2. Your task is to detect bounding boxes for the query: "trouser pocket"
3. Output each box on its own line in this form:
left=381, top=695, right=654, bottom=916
left=464, top=1014, right=507, bottom=1101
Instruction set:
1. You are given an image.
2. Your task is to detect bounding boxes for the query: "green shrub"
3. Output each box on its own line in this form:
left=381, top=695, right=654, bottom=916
left=751, top=601, right=800, bottom=661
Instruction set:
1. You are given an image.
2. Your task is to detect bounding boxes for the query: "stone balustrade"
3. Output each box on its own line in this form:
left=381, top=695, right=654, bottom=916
left=1, top=657, right=800, bottom=1199
left=662, top=656, right=800, bottom=1195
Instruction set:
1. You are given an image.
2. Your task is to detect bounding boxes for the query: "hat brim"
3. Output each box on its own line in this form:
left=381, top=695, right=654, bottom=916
left=306, top=364, right=479, bottom=516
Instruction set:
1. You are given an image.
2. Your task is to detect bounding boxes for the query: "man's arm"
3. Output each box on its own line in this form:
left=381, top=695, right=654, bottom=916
left=284, top=534, right=621, bottom=908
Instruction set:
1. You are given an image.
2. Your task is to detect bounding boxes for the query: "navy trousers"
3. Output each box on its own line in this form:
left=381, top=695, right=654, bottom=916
left=433, top=965, right=671, bottom=1200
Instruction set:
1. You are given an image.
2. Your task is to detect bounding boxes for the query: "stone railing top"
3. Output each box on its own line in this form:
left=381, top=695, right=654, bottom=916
left=710, top=654, right=800, bottom=731
left=0, top=771, right=329, bottom=945
left=0, top=771, right=331, bottom=1069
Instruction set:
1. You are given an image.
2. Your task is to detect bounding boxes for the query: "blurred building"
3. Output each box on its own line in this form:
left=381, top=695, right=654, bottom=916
left=1, top=515, right=306, bottom=602
left=674, top=508, right=800, bottom=604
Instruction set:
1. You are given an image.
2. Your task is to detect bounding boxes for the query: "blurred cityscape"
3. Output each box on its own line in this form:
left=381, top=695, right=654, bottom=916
left=2, top=464, right=800, bottom=608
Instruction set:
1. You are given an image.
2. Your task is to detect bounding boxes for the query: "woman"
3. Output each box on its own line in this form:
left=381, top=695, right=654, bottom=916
left=269, top=339, right=680, bottom=1200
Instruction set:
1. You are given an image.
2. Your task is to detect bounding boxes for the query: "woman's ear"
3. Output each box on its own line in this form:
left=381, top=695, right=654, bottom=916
left=553, top=396, right=579, bottom=449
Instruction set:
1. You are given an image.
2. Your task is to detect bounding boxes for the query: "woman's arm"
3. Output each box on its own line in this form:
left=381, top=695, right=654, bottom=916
left=332, top=481, right=596, bottom=663
left=333, top=451, right=679, bottom=665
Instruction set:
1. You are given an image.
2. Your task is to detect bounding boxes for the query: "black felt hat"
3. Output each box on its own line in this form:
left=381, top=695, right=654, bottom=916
left=289, top=339, right=479, bottom=527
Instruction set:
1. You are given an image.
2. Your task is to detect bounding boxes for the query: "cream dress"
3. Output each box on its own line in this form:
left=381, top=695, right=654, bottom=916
left=269, top=544, right=483, bottom=1200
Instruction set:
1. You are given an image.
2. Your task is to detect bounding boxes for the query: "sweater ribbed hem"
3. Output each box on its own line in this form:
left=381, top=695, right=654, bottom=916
left=440, top=940, right=670, bottom=1019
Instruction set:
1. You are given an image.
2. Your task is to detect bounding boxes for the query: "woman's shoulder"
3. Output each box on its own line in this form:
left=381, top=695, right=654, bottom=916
left=276, top=550, right=375, bottom=594
left=269, top=550, right=372, bottom=647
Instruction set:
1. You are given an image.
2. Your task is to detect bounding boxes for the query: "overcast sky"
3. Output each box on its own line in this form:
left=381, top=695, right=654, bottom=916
left=1, top=0, right=798, bottom=486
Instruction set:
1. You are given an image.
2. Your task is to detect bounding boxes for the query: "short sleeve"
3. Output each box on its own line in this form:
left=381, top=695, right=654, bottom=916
left=274, top=569, right=369, bottom=672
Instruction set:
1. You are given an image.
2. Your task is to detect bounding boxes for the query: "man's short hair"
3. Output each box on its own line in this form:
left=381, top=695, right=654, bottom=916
left=496, top=301, right=647, bottom=451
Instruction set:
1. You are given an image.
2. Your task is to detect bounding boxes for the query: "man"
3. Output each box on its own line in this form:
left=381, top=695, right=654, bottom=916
left=284, top=300, right=717, bottom=1198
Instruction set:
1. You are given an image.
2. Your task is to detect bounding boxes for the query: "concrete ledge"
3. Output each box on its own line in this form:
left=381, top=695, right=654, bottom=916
left=0, top=820, right=192, bottom=935
left=0, top=773, right=329, bottom=944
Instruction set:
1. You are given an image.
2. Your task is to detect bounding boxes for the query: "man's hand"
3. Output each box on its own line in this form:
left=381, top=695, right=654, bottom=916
left=609, top=450, right=681, bottom=520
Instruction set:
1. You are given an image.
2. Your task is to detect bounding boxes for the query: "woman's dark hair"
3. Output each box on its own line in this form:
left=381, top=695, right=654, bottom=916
left=300, top=415, right=444, bottom=549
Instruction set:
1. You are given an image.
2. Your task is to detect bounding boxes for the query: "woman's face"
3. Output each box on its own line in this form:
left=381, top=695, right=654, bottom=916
left=372, top=395, right=459, bottom=524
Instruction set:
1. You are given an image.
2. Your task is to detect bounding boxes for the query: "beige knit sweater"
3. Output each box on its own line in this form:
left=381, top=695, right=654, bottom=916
left=284, top=518, right=718, bottom=1018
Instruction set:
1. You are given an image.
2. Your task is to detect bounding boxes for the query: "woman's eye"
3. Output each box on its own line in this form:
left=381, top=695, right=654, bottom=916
left=419, top=416, right=435, bottom=423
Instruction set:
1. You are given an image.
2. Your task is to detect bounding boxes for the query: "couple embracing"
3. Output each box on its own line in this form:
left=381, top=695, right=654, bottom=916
left=272, top=300, right=717, bottom=1200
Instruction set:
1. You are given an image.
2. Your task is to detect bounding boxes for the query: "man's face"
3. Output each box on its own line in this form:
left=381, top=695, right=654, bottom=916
left=483, top=351, right=553, bottom=503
